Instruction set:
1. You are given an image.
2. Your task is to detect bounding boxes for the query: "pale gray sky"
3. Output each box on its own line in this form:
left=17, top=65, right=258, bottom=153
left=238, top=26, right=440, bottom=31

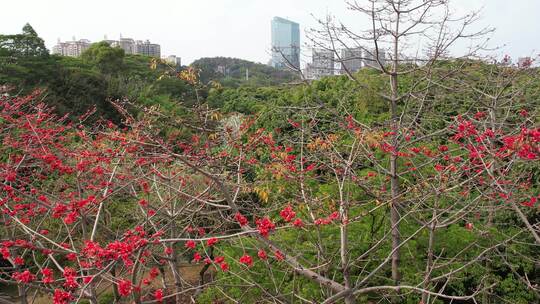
left=2, top=0, right=538, bottom=64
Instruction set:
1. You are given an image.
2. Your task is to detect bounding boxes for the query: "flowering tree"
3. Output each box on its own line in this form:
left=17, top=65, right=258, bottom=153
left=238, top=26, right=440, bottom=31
left=0, top=1, right=539, bottom=304
left=1, top=73, right=538, bottom=304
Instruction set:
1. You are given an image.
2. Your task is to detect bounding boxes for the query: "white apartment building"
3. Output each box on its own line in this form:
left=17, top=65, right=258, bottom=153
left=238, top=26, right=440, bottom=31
left=52, top=38, right=91, bottom=57
left=164, top=55, right=181, bottom=66
left=111, top=38, right=136, bottom=55
left=340, top=47, right=387, bottom=74
left=53, top=36, right=162, bottom=58
left=134, top=40, right=161, bottom=58
left=305, top=49, right=335, bottom=80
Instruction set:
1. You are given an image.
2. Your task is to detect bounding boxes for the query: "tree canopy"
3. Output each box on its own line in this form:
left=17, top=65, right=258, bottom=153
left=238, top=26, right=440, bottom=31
left=81, top=41, right=125, bottom=75
left=0, top=23, right=48, bottom=57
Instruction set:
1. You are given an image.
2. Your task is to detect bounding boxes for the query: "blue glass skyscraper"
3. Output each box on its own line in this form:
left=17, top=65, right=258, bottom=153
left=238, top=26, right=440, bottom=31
left=271, top=17, right=300, bottom=69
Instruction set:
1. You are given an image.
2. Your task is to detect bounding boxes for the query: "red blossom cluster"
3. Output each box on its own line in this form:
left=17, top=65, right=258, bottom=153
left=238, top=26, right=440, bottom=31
left=213, top=256, right=229, bottom=272
left=0, top=240, right=34, bottom=259
left=279, top=205, right=296, bottom=222
left=80, top=227, right=158, bottom=268
left=258, top=249, right=268, bottom=260
left=52, top=289, right=72, bottom=304
left=12, top=270, right=36, bottom=283
left=500, top=128, right=540, bottom=160
left=274, top=250, right=285, bottom=261
left=256, top=217, right=276, bottom=237
left=63, top=267, right=79, bottom=289
left=239, top=254, right=254, bottom=267
left=41, top=268, right=54, bottom=284
left=206, top=237, right=219, bottom=247
left=314, top=211, right=340, bottom=226
left=193, top=252, right=202, bottom=262
left=117, top=279, right=133, bottom=296
left=521, top=196, right=538, bottom=207
left=142, top=267, right=161, bottom=285
left=449, top=116, right=539, bottom=161
left=185, top=240, right=196, bottom=249
left=234, top=212, right=249, bottom=226
left=154, top=289, right=164, bottom=302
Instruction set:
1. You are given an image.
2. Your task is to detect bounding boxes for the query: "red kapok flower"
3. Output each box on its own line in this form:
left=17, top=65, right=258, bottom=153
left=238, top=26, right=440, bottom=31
left=117, top=279, right=133, bottom=296
left=220, top=262, right=229, bottom=272
left=206, top=237, right=218, bottom=247
left=12, top=270, right=36, bottom=283
left=193, top=252, right=202, bottom=262
left=474, top=111, right=486, bottom=120
left=328, top=211, right=339, bottom=221
left=83, top=276, right=93, bottom=284
left=280, top=205, right=296, bottom=222
left=41, top=268, right=54, bottom=284
left=214, top=256, right=225, bottom=264
left=53, top=289, right=72, bottom=304
left=239, top=254, right=253, bottom=267
left=14, top=256, right=24, bottom=265
left=292, top=218, right=304, bottom=227
left=63, top=211, right=78, bottom=225
left=148, top=267, right=160, bottom=279
left=0, top=247, right=10, bottom=259
left=185, top=240, right=196, bottom=249
left=63, top=267, right=79, bottom=289
left=138, top=199, right=148, bottom=207
left=257, top=249, right=267, bottom=260
left=256, top=217, right=276, bottom=237
left=234, top=212, right=249, bottom=226
left=521, top=197, right=537, bottom=207
left=274, top=250, right=285, bottom=261
left=305, top=163, right=316, bottom=172
left=154, top=289, right=164, bottom=303
left=438, top=145, right=449, bottom=152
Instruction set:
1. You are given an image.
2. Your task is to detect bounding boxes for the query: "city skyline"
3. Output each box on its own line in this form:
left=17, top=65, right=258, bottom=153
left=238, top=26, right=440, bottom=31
left=2, top=0, right=539, bottom=65
left=52, top=36, right=162, bottom=58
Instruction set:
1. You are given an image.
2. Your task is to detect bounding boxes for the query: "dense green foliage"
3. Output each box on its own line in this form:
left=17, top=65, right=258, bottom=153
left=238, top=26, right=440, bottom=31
left=199, top=60, right=540, bottom=303
left=0, top=25, right=194, bottom=123
left=81, top=41, right=126, bottom=75
left=192, top=57, right=299, bottom=87
left=0, top=26, right=300, bottom=127
left=0, top=23, right=48, bottom=57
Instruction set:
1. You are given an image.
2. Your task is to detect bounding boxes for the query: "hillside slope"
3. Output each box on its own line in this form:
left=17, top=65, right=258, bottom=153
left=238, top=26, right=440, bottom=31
left=191, top=57, right=298, bottom=87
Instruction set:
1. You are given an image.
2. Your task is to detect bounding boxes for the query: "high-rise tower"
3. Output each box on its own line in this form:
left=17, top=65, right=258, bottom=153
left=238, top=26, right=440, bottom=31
left=270, top=17, right=300, bottom=69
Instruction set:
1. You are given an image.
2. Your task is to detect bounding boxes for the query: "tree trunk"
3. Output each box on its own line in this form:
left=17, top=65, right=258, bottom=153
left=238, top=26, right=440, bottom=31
left=421, top=200, right=438, bottom=304
left=390, top=15, right=402, bottom=301
left=111, top=267, right=120, bottom=303
left=340, top=191, right=355, bottom=304
left=17, top=284, right=27, bottom=304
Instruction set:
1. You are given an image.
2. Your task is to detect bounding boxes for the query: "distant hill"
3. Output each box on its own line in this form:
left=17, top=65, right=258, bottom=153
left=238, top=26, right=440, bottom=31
left=191, top=57, right=299, bottom=87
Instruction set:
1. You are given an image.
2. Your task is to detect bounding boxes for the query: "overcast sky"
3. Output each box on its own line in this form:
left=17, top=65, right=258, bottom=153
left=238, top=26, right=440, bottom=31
left=2, top=0, right=539, bottom=65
